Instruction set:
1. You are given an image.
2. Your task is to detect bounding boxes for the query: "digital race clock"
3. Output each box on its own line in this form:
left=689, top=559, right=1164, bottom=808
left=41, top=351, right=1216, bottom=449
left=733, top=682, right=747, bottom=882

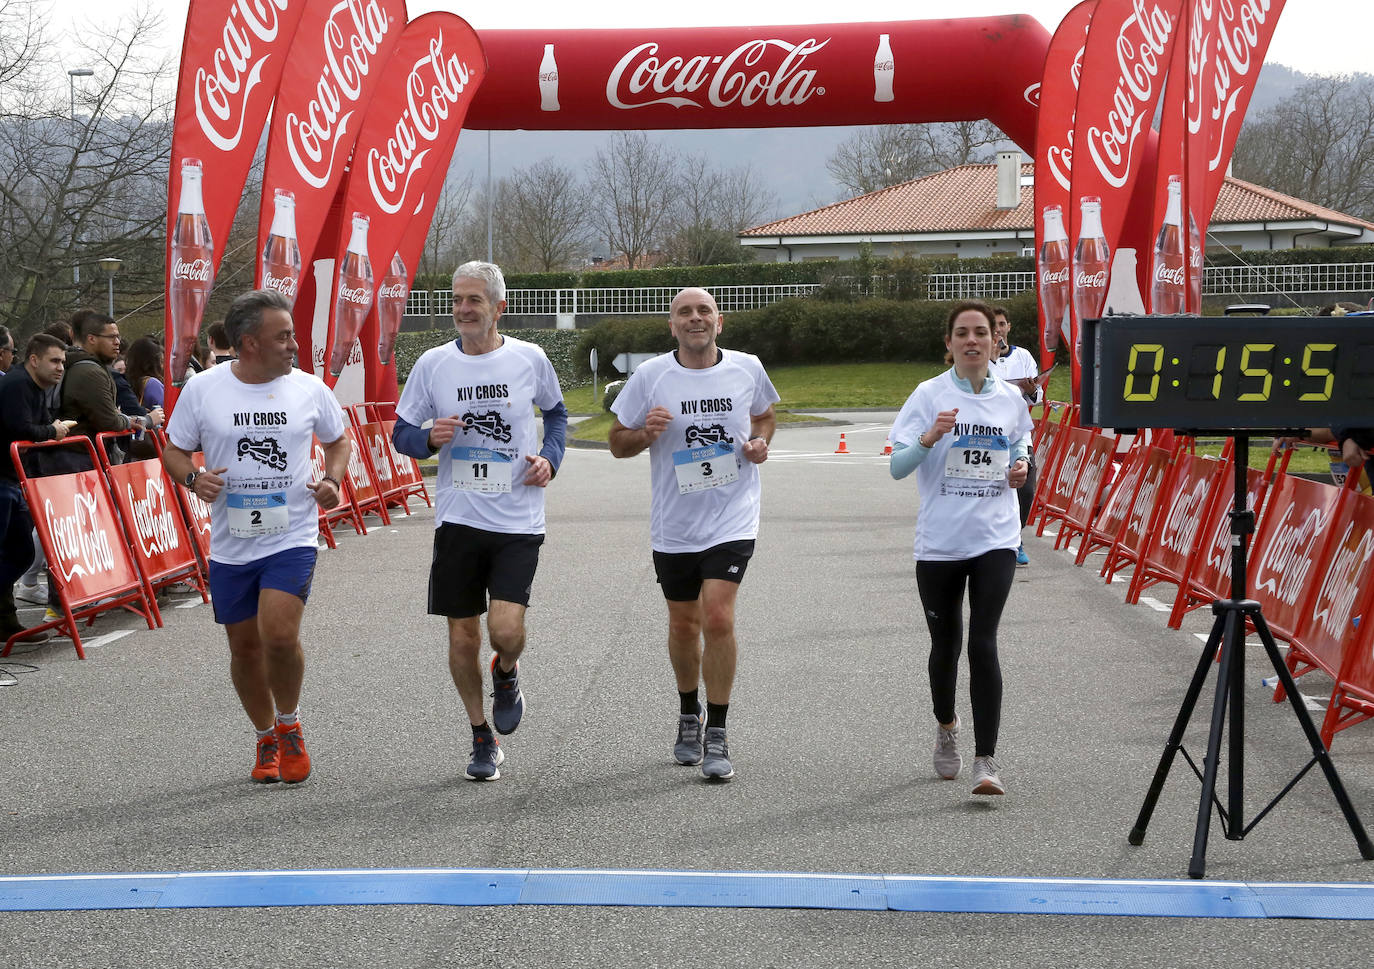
left=1080, top=315, right=1374, bottom=431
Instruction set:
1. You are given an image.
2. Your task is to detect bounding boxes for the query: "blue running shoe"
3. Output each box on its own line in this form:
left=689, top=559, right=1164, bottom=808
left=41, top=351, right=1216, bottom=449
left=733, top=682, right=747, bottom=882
left=490, top=655, right=524, bottom=735
left=674, top=704, right=705, bottom=765
left=465, top=730, right=505, bottom=781
left=701, top=726, right=734, bottom=782
left=1015, top=544, right=1029, bottom=566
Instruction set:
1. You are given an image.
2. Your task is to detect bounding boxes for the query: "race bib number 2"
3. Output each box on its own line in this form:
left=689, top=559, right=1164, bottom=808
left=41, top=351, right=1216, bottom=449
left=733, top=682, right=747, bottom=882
left=943, top=433, right=1009, bottom=481
left=673, top=441, right=739, bottom=494
left=227, top=491, right=289, bottom=538
left=452, top=446, right=512, bottom=493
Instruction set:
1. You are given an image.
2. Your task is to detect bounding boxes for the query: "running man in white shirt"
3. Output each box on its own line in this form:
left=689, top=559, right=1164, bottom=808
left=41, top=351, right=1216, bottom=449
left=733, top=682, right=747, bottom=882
left=608, top=287, right=779, bottom=782
left=163, top=289, right=351, bottom=785
left=987, top=306, right=1040, bottom=566
left=391, top=261, right=567, bottom=782
left=889, top=299, right=1033, bottom=797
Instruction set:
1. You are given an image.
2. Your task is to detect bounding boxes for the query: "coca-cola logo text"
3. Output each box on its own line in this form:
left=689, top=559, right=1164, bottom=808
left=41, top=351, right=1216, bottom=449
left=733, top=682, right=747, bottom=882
left=194, top=0, right=292, bottom=151
left=45, top=490, right=116, bottom=582
left=1255, top=505, right=1324, bottom=608
left=1311, top=524, right=1373, bottom=637
left=367, top=32, right=474, bottom=215
left=338, top=284, right=372, bottom=306
left=126, top=476, right=182, bottom=559
left=263, top=270, right=299, bottom=299
left=173, top=257, right=213, bottom=283
left=1084, top=1, right=1175, bottom=189
left=1041, top=266, right=1070, bottom=287
left=1043, top=38, right=1088, bottom=192
left=1055, top=441, right=1086, bottom=502
left=1154, top=263, right=1185, bottom=286
left=1076, top=270, right=1108, bottom=289
left=607, top=38, right=828, bottom=111
left=368, top=431, right=393, bottom=481
left=1160, top=474, right=1210, bottom=555
left=378, top=281, right=408, bottom=300
left=1205, top=0, right=1274, bottom=173
left=286, top=0, right=392, bottom=190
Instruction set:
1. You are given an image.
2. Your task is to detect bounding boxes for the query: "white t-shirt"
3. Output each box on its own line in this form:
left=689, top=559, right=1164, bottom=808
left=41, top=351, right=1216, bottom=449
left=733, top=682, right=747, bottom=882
left=889, top=370, right=1034, bottom=562
left=166, top=364, right=347, bottom=565
left=989, top=344, right=1041, bottom=404
left=396, top=336, right=563, bottom=535
left=611, top=349, right=780, bottom=553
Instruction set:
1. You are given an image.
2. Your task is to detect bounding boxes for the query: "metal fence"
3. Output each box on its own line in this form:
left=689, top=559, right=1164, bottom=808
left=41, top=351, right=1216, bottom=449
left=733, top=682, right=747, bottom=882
left=401, top=263, right=1374, bottom=319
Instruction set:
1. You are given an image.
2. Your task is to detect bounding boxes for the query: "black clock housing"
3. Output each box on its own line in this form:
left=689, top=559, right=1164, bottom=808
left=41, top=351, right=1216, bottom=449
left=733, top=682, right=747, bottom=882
left=1081, top=315, right=1374, bottom=431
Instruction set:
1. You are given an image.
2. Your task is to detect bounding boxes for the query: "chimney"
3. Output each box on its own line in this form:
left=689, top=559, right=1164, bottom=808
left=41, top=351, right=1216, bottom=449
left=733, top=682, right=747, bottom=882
left=996, top=150, right=1021, bottom=209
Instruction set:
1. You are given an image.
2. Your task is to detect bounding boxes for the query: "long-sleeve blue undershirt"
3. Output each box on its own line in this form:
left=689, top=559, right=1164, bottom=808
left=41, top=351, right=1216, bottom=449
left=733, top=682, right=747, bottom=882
left=391, top=401, right=569, bottom=477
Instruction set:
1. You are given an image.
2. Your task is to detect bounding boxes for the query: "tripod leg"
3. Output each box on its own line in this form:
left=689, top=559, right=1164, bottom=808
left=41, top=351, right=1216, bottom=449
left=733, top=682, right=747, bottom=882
left=1252, top=611, right=1374, bottom=861
left=1190, top=609, right=1242, bottom=879
left=1129, top=612, right=1226, bottom=847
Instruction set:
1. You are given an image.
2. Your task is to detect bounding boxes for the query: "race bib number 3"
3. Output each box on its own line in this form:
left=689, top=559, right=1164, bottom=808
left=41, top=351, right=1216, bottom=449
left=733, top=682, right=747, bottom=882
left=673, top=441, right=739, bottom=494
left=944, top=433, right=1010, bottom=481
left=227, top=491, right=289, bottom=538
left=453, top=446, right=513, bottom=493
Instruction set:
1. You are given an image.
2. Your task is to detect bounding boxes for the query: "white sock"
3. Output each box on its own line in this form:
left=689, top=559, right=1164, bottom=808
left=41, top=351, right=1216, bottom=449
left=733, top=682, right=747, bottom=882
left=255, top=726, right=274, bottom=740
left=276, top=709, right=299, bottom=727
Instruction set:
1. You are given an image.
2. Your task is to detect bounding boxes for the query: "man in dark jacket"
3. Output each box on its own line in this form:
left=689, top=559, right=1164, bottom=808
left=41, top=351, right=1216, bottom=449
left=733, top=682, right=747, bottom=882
left=0, top=333, right=69, bottom=643
left=61, top=310, right=163, bottom=440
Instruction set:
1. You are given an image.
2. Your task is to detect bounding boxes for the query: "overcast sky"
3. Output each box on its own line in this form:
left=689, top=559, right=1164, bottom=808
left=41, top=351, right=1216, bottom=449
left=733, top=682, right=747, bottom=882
left=57, top=1, right=1368, bottom=78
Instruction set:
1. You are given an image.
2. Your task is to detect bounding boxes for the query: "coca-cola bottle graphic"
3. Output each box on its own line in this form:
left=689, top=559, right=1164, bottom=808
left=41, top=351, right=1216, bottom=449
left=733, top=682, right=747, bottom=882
left=1187, top=198, right=1204, bottom=313
left=874, top=34, right=895, bottom=102
left=539, top=44, right=559, bottom=111
left=260, top=188, right=302, bottom=309
left=1072, top=195, right=1111, bottom=328
left=169, top=158, right=214, bottom=387
left=1151, top=175, right=1187, bottom=314
left=329, top=213, right=373, bottom=377
left=1038, top=204, right=1071, bottom=354
left=376, top=251, right=409, bottom=366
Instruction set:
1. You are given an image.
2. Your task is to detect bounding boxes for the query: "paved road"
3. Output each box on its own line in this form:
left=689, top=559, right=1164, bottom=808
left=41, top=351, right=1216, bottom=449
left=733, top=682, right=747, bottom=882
left=3, top=414, right=1373, bottom=966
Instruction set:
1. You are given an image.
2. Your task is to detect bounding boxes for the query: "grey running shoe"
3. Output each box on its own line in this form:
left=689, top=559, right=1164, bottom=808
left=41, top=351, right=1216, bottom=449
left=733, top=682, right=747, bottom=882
left=701, top=726, right=734, bottom=782
left=674, top=705, right=705, bottom=765
left=490, top=656, right=524, bottom=735
left=934, top=717, right=962, bottom=779
left=465, top=731, right=505, bottom=781
left=971, top=755, right=1005, bottom=795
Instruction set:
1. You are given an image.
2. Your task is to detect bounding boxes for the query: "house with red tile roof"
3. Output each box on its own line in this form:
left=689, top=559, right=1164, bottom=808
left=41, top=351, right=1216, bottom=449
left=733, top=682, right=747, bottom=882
left=739, top=157, right=1374, bottom=262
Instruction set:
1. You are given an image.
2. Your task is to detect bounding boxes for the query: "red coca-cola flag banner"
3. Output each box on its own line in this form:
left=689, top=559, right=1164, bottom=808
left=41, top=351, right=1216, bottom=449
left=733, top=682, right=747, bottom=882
left=1067, top=0, right=1183, bottom=396
left=1149, top=1, right=1204, bottom=314
left=254, top=0, right=409, bottom=356
left=322, top=13, right=486, bottom=397
left=462, top=19, right=1048, bottom=150
left=164, top=0, right=314, bottom=401
left=1033, top=0, right=1096, bottom=372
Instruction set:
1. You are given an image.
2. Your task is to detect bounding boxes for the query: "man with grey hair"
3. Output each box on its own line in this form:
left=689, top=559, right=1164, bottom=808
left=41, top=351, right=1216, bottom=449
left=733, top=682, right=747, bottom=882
left=392, top=261, right=568, bottom=781
left=163, top=289, right=351, bottom=786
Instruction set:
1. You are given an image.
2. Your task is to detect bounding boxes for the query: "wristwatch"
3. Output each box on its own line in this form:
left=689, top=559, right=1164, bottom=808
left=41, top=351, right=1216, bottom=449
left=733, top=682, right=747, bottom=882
left=184, top=470, right=200, bottom=489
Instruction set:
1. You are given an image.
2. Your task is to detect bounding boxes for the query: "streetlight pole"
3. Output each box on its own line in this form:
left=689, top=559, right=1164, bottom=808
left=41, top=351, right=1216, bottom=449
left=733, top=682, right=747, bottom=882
left=99, top=257, right=121, bottom=318
left=68, top=68, right=94, bottom=287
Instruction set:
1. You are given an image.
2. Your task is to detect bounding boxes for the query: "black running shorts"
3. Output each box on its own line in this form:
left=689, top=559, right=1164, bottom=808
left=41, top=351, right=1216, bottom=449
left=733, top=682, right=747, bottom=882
left=428, top=523, right=544, bottom=618
left=652, top=539, right=755, bottom=602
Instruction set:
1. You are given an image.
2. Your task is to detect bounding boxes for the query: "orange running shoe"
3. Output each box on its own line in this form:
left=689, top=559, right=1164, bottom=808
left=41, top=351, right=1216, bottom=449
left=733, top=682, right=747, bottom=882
left=251, top=732, right=280, bottom=783
left=276, top=721, right=312, bottom=784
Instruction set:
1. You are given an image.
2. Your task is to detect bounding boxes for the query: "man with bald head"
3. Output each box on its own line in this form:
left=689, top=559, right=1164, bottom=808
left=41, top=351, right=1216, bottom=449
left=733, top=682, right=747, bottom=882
left=609, top=287, right=779, bottom=782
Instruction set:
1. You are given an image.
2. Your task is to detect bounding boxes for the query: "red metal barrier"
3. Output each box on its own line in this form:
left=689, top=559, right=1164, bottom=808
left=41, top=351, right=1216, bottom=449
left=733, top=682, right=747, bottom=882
left=1027, top=402, right=1074, bottom=529
left=311, top=435, right=366, bottom=548
left=1035, top=423, right=1092, bottom=538
left=4, top=438, right=155, bottom=659
left=171, top=448, right=213, bottom=575
left=1075, top=438, right=1143, bottom=567
left=95, top=431, right=207, bottom=619
left=1054, top=431, right=1117, bottom=554
left=1125, top=452, right=1228, bottom=606
left=1100, top=443, right=1178, bottom=585
left=1317, top=493, right=1374, bottom=746
left=341, top=418, right=391, bottom=527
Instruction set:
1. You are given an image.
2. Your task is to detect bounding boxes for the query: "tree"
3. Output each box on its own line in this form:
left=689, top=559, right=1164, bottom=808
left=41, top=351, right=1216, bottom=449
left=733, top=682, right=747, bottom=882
left=0, top=2, right=173, bottom=336
left=499, top=159, right=590, bottom=272
left=662, top=155, right=774, bottom=266
left=826, top=120, right=1005, bottom=197
left=1231, top=73, right=1374, bottom=222
left=586, top=132, right=678, bottom=269
left=418, top=167, right=475, bottom=281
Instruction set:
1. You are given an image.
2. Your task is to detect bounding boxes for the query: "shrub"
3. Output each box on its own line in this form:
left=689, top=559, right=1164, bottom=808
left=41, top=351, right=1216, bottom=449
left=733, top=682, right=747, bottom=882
left=392, top=328, right=586, bottom=388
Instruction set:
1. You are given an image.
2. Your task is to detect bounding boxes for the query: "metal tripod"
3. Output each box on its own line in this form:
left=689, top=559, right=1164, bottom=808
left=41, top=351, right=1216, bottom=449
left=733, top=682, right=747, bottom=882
left=1128, top=433, right=1374, bottom=878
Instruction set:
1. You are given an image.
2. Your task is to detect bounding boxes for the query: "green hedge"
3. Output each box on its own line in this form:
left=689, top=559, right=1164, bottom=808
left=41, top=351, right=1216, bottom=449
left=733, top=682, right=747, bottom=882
left=392, top=328, right=586, bottom=388
left=1202, top=244, right=1374, bottom=267
left=574, top=290, right=1043, bottom=379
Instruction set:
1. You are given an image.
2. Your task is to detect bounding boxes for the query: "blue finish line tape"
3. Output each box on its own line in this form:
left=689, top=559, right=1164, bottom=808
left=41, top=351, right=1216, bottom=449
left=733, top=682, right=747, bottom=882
left=2, top=869, right=1373, bottom=918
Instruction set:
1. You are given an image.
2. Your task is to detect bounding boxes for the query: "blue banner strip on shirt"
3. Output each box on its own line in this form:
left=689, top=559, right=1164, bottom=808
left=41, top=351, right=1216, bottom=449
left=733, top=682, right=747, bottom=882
left=1, top=869, right=1372, bottom=918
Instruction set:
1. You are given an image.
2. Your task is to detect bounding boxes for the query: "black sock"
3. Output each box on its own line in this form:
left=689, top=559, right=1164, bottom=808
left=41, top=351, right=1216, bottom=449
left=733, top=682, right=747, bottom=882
left=678, top=689, right=700, bottom=715
left=706, top=702, right=728, bottom=730
left=472, top=721, right=492, bottom=735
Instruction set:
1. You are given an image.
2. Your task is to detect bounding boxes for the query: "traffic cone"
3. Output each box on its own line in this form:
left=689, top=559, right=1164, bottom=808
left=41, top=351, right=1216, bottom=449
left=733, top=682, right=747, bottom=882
left=834, top=433, right=850, bottom=454
left=881, top=439, right=893, bottom=455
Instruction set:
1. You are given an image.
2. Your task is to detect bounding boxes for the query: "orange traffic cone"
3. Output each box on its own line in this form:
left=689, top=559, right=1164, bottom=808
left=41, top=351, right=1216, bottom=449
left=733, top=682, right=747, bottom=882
left=834, top=433, right=850, bottom=454
left=881, top=439, right=893, bottom=455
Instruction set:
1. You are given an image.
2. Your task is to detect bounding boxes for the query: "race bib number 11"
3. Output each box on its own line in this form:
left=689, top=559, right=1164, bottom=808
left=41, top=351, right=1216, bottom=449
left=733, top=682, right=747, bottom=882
left=452, top=446, right=513, bottom=493
left=673, top=441, right=739, bottom=494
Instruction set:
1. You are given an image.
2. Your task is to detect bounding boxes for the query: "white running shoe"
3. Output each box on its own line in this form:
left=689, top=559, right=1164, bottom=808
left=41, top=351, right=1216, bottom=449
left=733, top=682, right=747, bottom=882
left=933, top=717, right=962, bottom=780
left=971, top=755, right=1005, bottom=796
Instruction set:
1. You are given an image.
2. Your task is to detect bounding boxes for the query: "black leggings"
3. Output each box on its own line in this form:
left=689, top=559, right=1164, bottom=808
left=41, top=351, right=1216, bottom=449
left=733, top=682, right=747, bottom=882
left=916, top=549, right=1017, bottom=757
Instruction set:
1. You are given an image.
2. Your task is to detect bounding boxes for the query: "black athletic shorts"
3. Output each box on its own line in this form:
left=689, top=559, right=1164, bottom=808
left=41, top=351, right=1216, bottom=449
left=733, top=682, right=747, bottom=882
left=652, top=539, right=755, bottom=602
left=428, top=523, right=544, bottom=618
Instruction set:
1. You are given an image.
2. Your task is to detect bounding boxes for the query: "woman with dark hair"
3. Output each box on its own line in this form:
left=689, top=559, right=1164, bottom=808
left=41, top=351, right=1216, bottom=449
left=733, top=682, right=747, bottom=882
left=887, top=300, right=1034, bottom=797
left=124, top=336, right=165, bottom=409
